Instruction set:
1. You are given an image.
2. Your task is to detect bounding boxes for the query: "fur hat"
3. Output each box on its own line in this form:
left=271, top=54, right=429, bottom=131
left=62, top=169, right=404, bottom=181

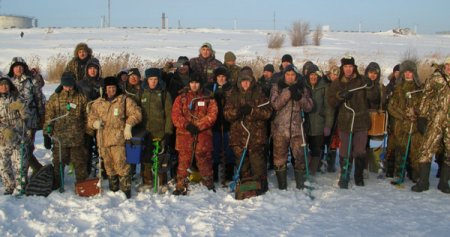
left=74, top=42, right=92, bottom=57
left=341, top=56, right=355, bottom=66
left=444, top=57, right=450, bottom=65
left=174, top=56, right=190, bottom=68
left=144, top=68, right=161, bottom=80
left=281, top=54, right=293, bottom=64
left=224, top=51, right=236, bottom=62
left=214, top=66, right=229, bottom=78
left=60, top=72, right=76, bottom=87
left=393, top=64, right=400, bottom=72
left=400, top=60, right=421, bottom=87
left=329, top=65, right=340, bottom=77
left=127, top=68, right=141, bottom=78
left=263, top=64, right=275, bottom=73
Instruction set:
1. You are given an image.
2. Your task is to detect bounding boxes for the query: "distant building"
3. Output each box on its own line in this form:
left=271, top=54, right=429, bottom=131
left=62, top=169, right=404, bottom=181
left=0, top=15, right=37, bottom=29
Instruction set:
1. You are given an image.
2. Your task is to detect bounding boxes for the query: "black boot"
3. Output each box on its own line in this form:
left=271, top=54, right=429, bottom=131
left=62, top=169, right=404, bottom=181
left=108, top=175, right=119, bottom=192
left=411, top=163, right=431, bottom=192
left=327, top=151, right=336, bottom=173
left=213, top=163, right=219, bottom=183
left=437, top=163, right=450, bottom=194
left=119, top=175, right=132, bottom=198
left=275, top=165, right=287, bottom=190
left=309, top=156, right=320, bottom=176
left=294, top=169, right=305, bottom=190
left=354, top=157, right=365, bottom=186
left=338, top=156, right=351, bottom=189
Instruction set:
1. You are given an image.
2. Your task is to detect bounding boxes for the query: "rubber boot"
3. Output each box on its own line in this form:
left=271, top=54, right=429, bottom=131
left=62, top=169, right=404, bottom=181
left=327, top=150, right=336, bottom=173
left=437, top=163, right=450, bottom=194
left=385, top=153, right=395, bottom=178
left=119, top=175, right=132, bottom=198
left=260, top=175, right=269, bottom=193
left=294, top=169, right=305, bottom=190
left=108, top=175, right=119, bottom=192
left=411, top=163, right=431, bottom=192
left=354, top=157, right=365, bottom=186
left=309, top=156, right=320, bottom=176
left=158, top=172, right=169, bottom=193
left=275, top=165, right=287, bottom=190
left=338, top=156, right=351, bottom=189
left=213, top=163, right=219, bottom=183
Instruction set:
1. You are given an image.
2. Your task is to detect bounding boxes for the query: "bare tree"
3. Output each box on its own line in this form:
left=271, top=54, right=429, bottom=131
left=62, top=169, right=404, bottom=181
left=312, top=25, right=323, bottom=46
left=267, top=32, right=285, bottom=49
left=289, top=21, right=309, bottom=47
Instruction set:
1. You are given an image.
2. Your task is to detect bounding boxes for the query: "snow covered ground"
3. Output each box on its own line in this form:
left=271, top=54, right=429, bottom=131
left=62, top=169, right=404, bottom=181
left=1, top=28, right=450, bottom=237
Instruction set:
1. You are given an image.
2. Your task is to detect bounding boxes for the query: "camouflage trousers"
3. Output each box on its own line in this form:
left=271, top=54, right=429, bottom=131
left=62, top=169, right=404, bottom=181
left=273, top=135, right=307, bottom=171
left=52, top=145, right=88, bottom=185
left=231, top=145, right=267, bottom=180
left=99, top=145, right=130, bottom=177
left=176, top=150, right=213, bottom=189
left=0, top=144, right=29, bottom=193
left=418, top=111, right=450, bottom=166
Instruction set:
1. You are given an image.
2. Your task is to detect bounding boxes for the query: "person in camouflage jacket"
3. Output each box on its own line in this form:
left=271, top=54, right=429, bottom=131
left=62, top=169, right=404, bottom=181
left=224, top=69, right=272, bottom=193
left=0, top=76, right=28, bottom=195
left=412, top=57, right=450, bottom=193
left=43, top=72, right=89, bottom=190
left=65, top=42, right=95, bottom=82
left=387, top=60, right=424, bottom=182
left=88, top=76, right=142, bottom=198
left=171, top=74, right=218, bottom=195
left=271, top=65, right=314, bottom=190
left=189, top=43, right=223, bottom=84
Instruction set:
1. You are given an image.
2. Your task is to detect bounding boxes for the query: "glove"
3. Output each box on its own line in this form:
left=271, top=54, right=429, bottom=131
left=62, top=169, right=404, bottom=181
left=124, top=124, right=133, bottom=140
left=8, top=100, right=24, bottom=111
left=338, top=90, right=353, bottom=100
left=93, top=120, right=103, bottom=130
left=323, top=127, right=331, bottom=137
left=416, top=117, right=428, bottom=135
left=289, top=86, right=302, bottom=101
left=44, top=134, right=52, bottom=150
left=2, top=128, right=15, bottom=142
left=240, top=104, right=253, bottom=116
left=186, top=123, right=199, bottom=135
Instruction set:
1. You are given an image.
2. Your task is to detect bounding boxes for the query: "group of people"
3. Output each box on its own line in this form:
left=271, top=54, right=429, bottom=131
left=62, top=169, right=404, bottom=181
left=0, top=41, right=448, bottom=199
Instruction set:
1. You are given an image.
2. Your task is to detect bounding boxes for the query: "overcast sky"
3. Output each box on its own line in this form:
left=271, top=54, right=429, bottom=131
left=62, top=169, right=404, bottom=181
left=2, top=0, right=449, bottom=34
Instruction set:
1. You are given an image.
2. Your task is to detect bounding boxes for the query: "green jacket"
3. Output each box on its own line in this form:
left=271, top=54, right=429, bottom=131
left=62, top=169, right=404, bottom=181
left=140, top=84, right=173, bottom=139
left=305, top=78, right=334, bottom=136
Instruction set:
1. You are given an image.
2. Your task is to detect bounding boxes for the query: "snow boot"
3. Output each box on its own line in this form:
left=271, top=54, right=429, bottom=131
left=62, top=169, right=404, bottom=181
left=173, top=176, right=188, bottom=196
left=437, top=163, right=450, bottom=194
left=354, top=156, right=365, bottom=186
left=327, top=150, right=337, bottom=173
left=275, top=164, right=287, bottom=190
left=202, top=176, right=216, bottom=192
left=260, top=175, right=269, bottom=193
left=108, top=175, right=120, bottom=192
left=137, top=163, right=153, bottom=192
left=213, top=163, right=219, bottom=183
left=411, top=163, right=431, bottom=192
left=309, top=156, right=320, bottom=176
left=119, top=175, right=132, bottom=198
left=338, top=156, right=351, bottom=189
left=294, top=169, right=305, bottom=190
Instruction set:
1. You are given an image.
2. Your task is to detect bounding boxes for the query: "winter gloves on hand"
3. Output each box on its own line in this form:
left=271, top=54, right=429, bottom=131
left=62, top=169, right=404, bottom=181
left=338, top=90, right=353, bottom=100
left=124, top=124, right=133, bottom=140
left=93, top=120, right=103, bottom=130
left=43, top=134, right=52, bottom=149
left=186, top=123, right=199, bottom=136
left=289, top=85, right=302, bottom=101
left=417, top=117, right=428, bottom=135
left=8, top=100, right=27, bottom=119
left=239, top=104, right=253, bottom=116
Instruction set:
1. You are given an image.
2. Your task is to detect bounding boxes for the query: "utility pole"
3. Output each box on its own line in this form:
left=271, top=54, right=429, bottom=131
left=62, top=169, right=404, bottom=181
left=108, top=0, right=111, bottom=27
left=273, top=11, right=276, bottom=31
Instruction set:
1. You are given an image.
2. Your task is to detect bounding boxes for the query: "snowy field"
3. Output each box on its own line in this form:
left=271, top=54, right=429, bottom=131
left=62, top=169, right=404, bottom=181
left=1, top=28, right=450, bottom=237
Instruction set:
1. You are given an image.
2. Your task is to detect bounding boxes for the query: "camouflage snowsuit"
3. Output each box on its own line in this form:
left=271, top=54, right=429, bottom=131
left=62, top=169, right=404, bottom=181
left=88, top=94, right=142, bottom=178
left=65, top=43, right=94, bottom=82
left=271, top=79, right=314, bottom=171
left=0, top=93, right=28, bottom=193
left=387, top=79, right=424, bottom=178
left=171, top=89, right=218, bottom=190
left=189, top=55, right=223, bottom=84
left=223, top=79, right=272, bottom=187
left=44, top=89, right=89, bottom=185
left=417, top=70, right=450, bottom=165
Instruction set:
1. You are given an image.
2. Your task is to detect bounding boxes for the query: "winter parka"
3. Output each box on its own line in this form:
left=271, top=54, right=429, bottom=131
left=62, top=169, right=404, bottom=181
left=223, top=78, right=272, bottom=148
left=43, top=87, right=88, bottom=147
left=171, top=88, right=218, bottom=152
left=0, top=79, right=26, bottom=146
left=88, top=94, right=142, bottom=148
left=65, top=43, right=94, bottom=82
left=304, top=76, right=334, bottom=136
left=271, top=77, right=314, bottom=138
left=327, top=70, right=379, bottom=132
left=189, top=55, right=222, bottom=84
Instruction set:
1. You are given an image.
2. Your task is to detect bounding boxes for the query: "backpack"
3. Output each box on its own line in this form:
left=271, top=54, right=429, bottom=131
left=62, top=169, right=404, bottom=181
left=25, top=164, right=54, bottom=197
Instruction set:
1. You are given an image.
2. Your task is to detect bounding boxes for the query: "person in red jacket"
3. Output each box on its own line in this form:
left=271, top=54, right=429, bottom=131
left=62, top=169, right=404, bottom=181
left=171, top=74, right=218, bottom=195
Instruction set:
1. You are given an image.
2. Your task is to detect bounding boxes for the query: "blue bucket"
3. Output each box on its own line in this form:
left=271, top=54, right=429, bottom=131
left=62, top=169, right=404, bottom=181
left=125, top=137, right=144, bottom=164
